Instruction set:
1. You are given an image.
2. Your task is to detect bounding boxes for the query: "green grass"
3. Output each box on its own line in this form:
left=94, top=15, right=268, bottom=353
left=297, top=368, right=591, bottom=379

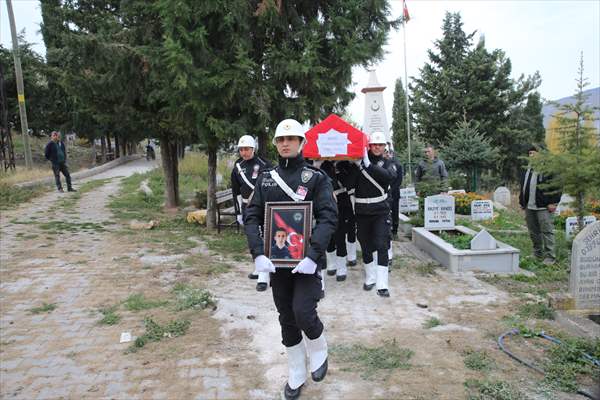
left=128, top=317, right=191, bottom=352
left=422, top=317, right=443, bottom=329
left=123, top=293, right=168, bottom=311
left=464, top=379, right=525, bottom=400
left=463, top=350, right=495, bottom=371
left=28, top=302, right=57, bottom=314
left=331, top=339, right=413, bottom=379
left=108, top=171, right=164, bottom=220
left=201, top=229, right=249, bottom=260
left=414, top=262, right=438, bottom=276
left=57, top=178, right=113, bottom=210
left=98, top=305, right=121, bottom=325
left=517, top=302, right=555, bottom=320
left=437, top=230, right=472, bottom=250
left=172, top=283, right=216, bottom=311
left=37, top=220, right=107, bottom=234
left=0, top=182, right=46, bottom=210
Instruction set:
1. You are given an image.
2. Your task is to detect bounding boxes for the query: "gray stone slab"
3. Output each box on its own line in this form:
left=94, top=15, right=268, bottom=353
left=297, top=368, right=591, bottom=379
left=470, top=229, right=497, bottom=250
left=569, top=221, right=600, bottom=310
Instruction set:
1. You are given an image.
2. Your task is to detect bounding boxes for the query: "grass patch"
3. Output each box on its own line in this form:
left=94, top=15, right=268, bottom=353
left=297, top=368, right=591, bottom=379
left=464, top=379, right=524, bottom=400
left=517, top=302, right=555, bottom=320
left=414, top=261, right=438, bottom=276
left=38, top=220, right=107, bottom=234
left=437, top=230, right=472, bottom=250
left=331, top=339, right=413, bottom=379
left=128, top=317, right=190, bottom=352
left=463, top=349, right=495, bottom=371
left=201, top=228, right=249, bottom=259
left=29, top=302, right=57, bottom=314
left=57, top=178, right=112, bottom=210
left=422, top=317, right=443, bottom=329
left=123, top=293, right=168, bottom=312
left=0, top=182, right=46, bottom=210
left=172, top=283, right=216, bottom=311
left=98, top=305, right=121, bottom=325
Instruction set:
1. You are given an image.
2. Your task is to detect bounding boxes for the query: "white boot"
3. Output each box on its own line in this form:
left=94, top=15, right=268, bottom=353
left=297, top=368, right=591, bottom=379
left=256, top=272, right=269, bottom=292
left=326, top=251, right=337, bottom=276
left=306, top=333, right=328, bottom=382
left=376, top=265, right=390, bottom=297
left=388, top=243, right=393, bottom=267
left=363, top=261, right=376, bottom=290
left=335, top=255, right=347, bottom=281
left=346, top=241, right=357, bottom=266
left=286, top=340, right=307, bottom=390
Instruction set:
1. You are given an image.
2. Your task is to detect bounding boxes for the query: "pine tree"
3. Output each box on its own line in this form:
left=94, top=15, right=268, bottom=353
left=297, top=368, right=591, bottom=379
left=391, top=77, right=408, bottom=152
left=440, top=119, right=499, bottom=191
left=530, top=54, right=600, bottom=229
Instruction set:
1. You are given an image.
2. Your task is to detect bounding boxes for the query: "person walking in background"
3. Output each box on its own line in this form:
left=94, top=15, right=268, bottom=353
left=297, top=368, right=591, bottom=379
left=519, top=145, right=561, bottom=265
left=414, top=144, right=448, bottom=185
left=44, top=131, right=76, bottom=193
left=230, top=134, right=272, bottom=291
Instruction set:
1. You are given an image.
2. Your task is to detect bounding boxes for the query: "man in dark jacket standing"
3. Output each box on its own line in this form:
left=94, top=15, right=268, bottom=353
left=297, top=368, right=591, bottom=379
left=44, top=131, right=75, bottom=192
left=519, top=146, right=561, bottom=264
left=244, top=118, right=337, bottom=400
left=414, top=144, right=448, bottom=187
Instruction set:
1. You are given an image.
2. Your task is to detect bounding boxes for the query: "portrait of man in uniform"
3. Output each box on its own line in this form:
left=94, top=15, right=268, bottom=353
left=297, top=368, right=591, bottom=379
left=264, top=202, right=312, bottom=266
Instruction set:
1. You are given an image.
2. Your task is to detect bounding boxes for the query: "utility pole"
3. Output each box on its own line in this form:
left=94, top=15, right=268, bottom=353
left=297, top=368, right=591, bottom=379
left=6, top=0, right=33, bottom=169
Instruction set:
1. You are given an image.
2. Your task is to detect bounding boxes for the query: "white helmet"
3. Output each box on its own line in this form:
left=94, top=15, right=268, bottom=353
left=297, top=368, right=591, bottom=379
left=369, top=131, right=387, bottom=145
left=272, top=119, right=305, bottom=145
left=237, top=135, right=256, bottom=148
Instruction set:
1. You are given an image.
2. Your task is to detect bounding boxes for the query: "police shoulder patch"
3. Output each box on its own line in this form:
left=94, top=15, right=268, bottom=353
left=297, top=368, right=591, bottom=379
left=301, top=169, right=314, bottom=183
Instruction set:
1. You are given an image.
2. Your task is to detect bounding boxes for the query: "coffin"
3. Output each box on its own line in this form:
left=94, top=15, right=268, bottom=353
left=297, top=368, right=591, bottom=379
left=303, top=114, right=368, bottom=160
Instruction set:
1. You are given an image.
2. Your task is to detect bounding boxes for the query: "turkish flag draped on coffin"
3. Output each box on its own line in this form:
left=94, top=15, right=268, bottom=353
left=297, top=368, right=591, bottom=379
left=303, top=114, right=368, bottom=160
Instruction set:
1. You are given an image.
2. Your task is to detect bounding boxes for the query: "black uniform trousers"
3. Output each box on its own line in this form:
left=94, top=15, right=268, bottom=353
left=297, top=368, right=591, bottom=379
left=327, top=203, right=355, bottom=257
left=271, top=268, right=324, bottom=347
left=52, top=162, right=72, bottom=190
left=342, top=203, right=356, bottom=243
left=356, top=213, right=391, bottom=266
left=390, top=188, right=400, bottom=235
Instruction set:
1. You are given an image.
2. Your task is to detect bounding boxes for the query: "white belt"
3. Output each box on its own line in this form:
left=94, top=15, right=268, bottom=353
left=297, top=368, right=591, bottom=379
left=354, top=193, right=388, bottom=204
left=333, top=188, right=347, bottom=196
left=348, top=189, right=355, bottom=195
left=242, top=197, right=249, bottom=204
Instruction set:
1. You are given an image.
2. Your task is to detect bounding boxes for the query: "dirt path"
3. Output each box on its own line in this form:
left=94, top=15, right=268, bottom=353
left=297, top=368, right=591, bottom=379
left=0, top=161, right=578, bottom=399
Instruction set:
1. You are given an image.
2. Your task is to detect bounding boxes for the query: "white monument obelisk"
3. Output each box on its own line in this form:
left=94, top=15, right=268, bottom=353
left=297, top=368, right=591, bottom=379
left=361, top=70, right=390, bottom=146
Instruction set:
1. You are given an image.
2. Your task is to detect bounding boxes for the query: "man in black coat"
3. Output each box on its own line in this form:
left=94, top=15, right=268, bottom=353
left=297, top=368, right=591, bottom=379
left=519, top=145, right=561, bottom=264
left=244, top=118, right=337, bottom=400
left=44, top=131, right=75, bottom=192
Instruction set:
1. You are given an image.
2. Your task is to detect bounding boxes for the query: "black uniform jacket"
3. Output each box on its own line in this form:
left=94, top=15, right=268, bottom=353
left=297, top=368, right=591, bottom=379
left=231, top=156, right=271, bottom=214
left=244, top=154, right=338, bottom=267
left=348, top=152, right=397, bottom=216
left=389, top=157, right=403, bottom=196
left=322, top=161, right=353, bottom=211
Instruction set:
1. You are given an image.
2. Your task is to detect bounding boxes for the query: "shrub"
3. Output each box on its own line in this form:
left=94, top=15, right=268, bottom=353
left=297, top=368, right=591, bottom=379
left=450, top=192, right=488, bottom=215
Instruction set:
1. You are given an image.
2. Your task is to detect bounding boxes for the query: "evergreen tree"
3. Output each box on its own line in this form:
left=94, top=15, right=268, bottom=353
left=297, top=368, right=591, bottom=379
left=530, top=55, right=600, bottom=229
left=391, top=77, right=409, bottom=152
left=440, top=119, right=499, bottom=192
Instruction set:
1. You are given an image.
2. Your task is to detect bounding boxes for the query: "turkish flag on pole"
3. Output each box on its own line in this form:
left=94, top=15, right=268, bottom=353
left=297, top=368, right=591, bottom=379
left=403, top=0, right=410, bottom=23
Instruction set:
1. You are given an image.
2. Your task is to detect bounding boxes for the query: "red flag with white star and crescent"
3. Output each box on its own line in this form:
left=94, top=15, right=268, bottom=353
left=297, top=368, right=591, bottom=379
left=403, top=0, right=410, bottom=23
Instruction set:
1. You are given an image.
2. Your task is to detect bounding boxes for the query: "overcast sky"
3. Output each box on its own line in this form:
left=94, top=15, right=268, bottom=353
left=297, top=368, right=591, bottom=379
left=2, top=0, right=599, bottom=126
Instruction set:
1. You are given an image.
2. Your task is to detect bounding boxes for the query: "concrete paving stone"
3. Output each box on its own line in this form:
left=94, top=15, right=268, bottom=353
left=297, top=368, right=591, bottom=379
left=130, top=367, right=161, bottom=378
left=199, top=367, right=219, bottom=377
left=177, top=357, right=202, bottom=367
left=105, top=381, right=132, bottom=397
left=139, top=379, right=159, bottom=390
left=0, top=371, right=22, bottom=384
left=35, top=385, right=71, bottom=399
left=150, top=391, right=169, bottom=400
left=0, top=358, right=22, bottom=370
left=188, top=368, right=203, bottom=379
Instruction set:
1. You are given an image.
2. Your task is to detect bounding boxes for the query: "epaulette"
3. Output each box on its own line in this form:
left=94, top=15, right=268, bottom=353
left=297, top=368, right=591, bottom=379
left=261, top=167, right=275, bottom=174
left=303, top=165, right=324, bottom=175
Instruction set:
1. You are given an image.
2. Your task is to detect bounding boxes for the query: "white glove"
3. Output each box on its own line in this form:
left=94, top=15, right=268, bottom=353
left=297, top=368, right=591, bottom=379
left=236, top=214, right=244, bottom=225
left=362, top=151, right=371, bottom=168
left=312, top=160, right=323, bottom=168
left=292, top=257, right=317, bottom=274
left=255, top=255, right=275, bottom=273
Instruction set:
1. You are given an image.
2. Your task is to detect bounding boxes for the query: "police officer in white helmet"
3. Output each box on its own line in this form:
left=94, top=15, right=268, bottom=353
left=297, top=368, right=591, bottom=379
left=231, top=134, right=272, bottom=291
left=349, top=131, right=397, bottom=297
left=244, top=119, right=337, bottom=400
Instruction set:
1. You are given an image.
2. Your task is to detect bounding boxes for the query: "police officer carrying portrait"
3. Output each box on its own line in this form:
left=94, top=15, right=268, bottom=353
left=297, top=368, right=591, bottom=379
left=350, top=131, right=397, bottom=297
left=230, top=134, right=272, bottom=291
left=244, top=119, right=337, bottom=400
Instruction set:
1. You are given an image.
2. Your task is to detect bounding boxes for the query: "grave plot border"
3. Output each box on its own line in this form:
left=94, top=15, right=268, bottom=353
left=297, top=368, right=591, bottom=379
left=412, top=225, right=520, bottom=274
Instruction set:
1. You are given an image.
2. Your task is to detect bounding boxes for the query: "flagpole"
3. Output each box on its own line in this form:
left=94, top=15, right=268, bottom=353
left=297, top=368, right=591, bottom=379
left=402, top=13, right=412, bottom=184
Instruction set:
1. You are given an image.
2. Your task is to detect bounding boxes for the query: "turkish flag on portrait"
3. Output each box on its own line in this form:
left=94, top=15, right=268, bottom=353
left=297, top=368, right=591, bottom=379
left=273, top=212, right=304, bottom=259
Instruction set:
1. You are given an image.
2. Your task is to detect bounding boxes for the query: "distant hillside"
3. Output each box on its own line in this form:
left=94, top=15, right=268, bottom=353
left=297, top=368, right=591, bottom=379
left=542, top=87, right=600, bottom=130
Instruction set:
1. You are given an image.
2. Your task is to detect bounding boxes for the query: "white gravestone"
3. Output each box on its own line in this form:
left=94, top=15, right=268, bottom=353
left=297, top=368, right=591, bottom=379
left=470, top=229, right=497, bottom=250
left=399, top=187, right=419, bottom=213
left=447, top=189, right=466, bottom=194
left=556, top=193, right=575, bottom=215
left=471, top=200, right=494, bottom=221
left=569, top=221, right=600, bottom=310
left=425, top=194, right=455, bottom=230
left=493, top=187, right=511, bottom=207
left=565, top=215, right=598, bottom=239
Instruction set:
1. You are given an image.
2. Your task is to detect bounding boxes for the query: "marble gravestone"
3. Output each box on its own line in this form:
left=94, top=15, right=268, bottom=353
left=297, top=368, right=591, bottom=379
left=471, top=200, right=494, bottom=221
left=493, top=187, right=511, bottom=207
left=565, top=215, right=597, bottom=239
left=569, top=221, right=600, bottom=310
left=424, top=194, right=455, bottom=230
left=470, top=229, right=497, bottom=250
left=399, top=187, right=419, bottom=213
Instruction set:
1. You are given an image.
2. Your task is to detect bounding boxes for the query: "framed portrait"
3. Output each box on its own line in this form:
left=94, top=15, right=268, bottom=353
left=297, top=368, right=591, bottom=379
left=264, top=201, right=313, bottom=267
